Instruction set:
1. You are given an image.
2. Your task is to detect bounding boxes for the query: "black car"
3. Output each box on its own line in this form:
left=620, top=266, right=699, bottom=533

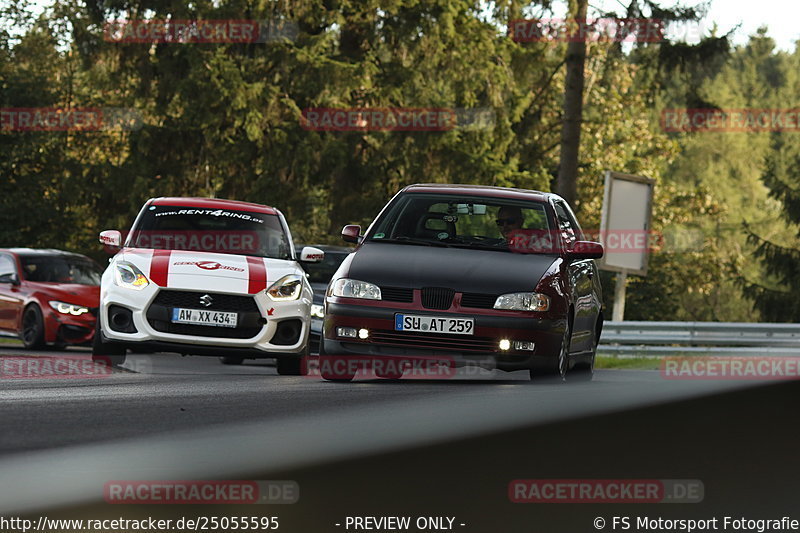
left=297, top=244, right=353, bottom=353
left=320, top=184, right=604, bottom=381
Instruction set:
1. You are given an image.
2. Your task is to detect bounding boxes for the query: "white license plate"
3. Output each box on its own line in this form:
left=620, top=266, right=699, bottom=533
left=395, top=314, right=474, bottom=335
left=171, top=308, right=238, bottom=328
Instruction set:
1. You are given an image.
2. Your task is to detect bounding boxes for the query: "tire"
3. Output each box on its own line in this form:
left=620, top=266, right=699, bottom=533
left=321, top=368, right=355, bottom=382
left=276, top=344, right=310, bottom=376
left=570, top=315, right=601, bottom=382
left=317, top=332, right=354, bottom=381
left=570, top=359, right=594, bottom=382
left=21, top=305, right=46, bottom=350
left=376, top=359, right=404, bottom=380
left=220, top=356, right=244, bottom=365
left=530, top=318, right=571, bottom=383
left=276, top=357, right=301, bottom=375
left=91, top=352, right=126, bottom=366
left=319, top=339, right=355, bottom=382
left=91, top=316, right=126, bottom=366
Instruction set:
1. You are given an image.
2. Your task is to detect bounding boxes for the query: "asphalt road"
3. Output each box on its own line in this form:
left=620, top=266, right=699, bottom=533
left=0, top=340, right=795, bottom=526
left=0, top=342, right=738, bottom=455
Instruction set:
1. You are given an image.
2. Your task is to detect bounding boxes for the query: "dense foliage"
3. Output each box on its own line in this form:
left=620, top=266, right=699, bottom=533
left=1, top=1, right=798, bottom=321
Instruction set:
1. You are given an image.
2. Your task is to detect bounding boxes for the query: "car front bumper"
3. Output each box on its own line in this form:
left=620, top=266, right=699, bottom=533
left=100, top=283, right=311, bottom=356
left=323, top=301, right=566, bottom=372
left=44, top=310, right=96, bottom=345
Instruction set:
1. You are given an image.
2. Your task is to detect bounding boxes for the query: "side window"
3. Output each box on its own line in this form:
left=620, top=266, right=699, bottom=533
left=553, top=202, right=578, bottom=248
left=0, top=254, right=17, bottom=279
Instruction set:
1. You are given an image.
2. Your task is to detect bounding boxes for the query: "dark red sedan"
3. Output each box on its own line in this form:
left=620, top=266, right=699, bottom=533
left=0, top=249, right=102, bottom=349
left=320, top=184, right=604, bottom=382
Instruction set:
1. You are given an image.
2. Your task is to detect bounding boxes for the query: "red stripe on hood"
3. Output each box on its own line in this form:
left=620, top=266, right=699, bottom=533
left=149, top=250, right=172, bottom=287
left=247, top=256, right=267, bottom=294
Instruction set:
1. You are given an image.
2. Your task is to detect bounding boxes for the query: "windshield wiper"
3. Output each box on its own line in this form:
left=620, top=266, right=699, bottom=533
left=444, top=242, right=509, bottom=252
left=372, top=237, right=451, bottom=247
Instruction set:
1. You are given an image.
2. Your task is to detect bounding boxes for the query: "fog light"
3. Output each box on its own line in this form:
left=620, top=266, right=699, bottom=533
left=498, top=339, right=511, bottom=351
left=108, top=305, right=137, bottom=334
left=358, top=328, right=369, bottom=339
left=336, top=327, right=357, bottom=338
left=513, top=341, right=536, bottom=351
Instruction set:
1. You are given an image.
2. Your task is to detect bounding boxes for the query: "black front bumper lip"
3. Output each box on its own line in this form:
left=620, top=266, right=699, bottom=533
left=323, top=302, right=566, bottom=371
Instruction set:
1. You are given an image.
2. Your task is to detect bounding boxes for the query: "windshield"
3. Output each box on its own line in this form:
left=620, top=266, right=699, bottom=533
left=299, top=250, right=351, bottom=284
left=367, top=193, right=554, bottom=252
left=20, top=255, right=102, bottom=285
left=129, top=205, right=292, bottom=260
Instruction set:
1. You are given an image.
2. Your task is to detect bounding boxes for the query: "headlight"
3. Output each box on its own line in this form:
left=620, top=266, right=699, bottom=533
left=48, top=301, right=90, bottom=316
left=310, top=304, right=324, bottom=318
left=114, top=261, right=150, bottom=290
left=267, top=274, right=304, bottom=301
left=329, top=279, right=382, bottom=300
left=493, top=292, right=550, bottom=312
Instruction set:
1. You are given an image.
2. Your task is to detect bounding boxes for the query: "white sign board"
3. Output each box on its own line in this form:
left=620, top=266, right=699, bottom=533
left=597, top=171, right=655, bottom=276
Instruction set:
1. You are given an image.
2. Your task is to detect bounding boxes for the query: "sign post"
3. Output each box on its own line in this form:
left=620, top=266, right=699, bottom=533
left=597, top=171, right=655, bottom=321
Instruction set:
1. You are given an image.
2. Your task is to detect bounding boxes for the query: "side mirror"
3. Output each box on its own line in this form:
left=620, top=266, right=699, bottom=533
left=567, top=241, right=604, bottom=260
left=299, top=246, right=325, bottom=263
left=99, top=230, right=122, bottom=252
left=341, top=225, right=362, bottom=244
left=0, top=273, right=20, bottom=286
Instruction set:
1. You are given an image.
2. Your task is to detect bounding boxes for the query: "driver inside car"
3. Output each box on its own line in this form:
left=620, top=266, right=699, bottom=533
left=496, top=206, right=524, bottom=242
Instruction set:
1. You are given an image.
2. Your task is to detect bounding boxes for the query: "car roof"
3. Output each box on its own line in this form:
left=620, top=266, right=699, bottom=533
left=400, top=183, right=553, bottom=203
left=150, top=197, right=278, bottom=215
left=0, top=248, right=91, bottom=259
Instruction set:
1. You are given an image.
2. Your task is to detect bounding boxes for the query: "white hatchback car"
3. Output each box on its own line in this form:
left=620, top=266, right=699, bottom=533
left=93, top=197, right=323, bottom=374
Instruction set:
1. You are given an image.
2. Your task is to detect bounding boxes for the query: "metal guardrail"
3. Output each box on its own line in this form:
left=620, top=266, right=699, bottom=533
left=598, top=321, right=800, bottom=357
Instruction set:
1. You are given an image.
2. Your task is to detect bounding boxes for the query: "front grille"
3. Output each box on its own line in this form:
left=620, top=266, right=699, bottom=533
left=147, top=289, right=263, bottom=339
left=421, top=287, right=454, bottom=310
left=152, top=290, right=259, bottom=313
left=58, top=325, right=92, bottom=341
left=461, top=293, right=497, bottom=309
left=370, top=330, right=497, bottom=353
left=381, top=286, right=414, bottom=303
left=148, top=322, right=263, bottom=339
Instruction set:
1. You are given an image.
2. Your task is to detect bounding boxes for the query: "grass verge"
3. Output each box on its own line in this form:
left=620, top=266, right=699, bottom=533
left=596, top=355, right=661, bottom=370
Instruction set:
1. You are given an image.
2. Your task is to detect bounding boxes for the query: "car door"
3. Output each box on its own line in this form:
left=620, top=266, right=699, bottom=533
left=552, top=201, right=598, bottom=354
left=0, top=253, right=23, bottom=333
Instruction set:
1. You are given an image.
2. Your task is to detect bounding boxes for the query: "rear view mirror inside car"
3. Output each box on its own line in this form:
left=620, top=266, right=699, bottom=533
left=455, top=203, right=487, bottom=215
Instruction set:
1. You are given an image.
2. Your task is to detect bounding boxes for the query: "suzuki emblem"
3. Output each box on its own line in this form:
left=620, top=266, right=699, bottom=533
left=199, top=294, right=213, bottom=307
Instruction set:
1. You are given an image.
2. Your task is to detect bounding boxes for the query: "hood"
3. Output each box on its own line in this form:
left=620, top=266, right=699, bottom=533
left=34, top=284, right=100, bottom=307
left=118, top=249, right=297, bottom=294
left=345, top=243, right=558, bottom=294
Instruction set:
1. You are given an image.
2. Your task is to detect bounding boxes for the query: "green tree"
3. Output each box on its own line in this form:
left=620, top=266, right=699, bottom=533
left=745, top=130, right=800, bottom=321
